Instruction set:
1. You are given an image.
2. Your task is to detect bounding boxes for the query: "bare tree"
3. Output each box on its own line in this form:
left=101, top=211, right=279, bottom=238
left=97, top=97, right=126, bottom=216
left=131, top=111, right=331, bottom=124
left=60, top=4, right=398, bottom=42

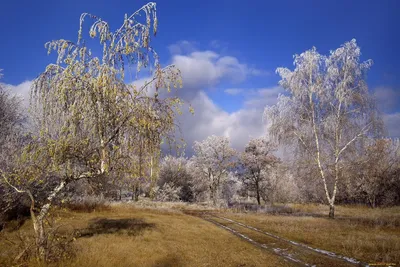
left=192, top=135, right=236, bottom=206
left=264, top=39, right=382, bottom=218
left=351, top=138, right=400, bottom=207
left=238, top=138, right=280, bottom=205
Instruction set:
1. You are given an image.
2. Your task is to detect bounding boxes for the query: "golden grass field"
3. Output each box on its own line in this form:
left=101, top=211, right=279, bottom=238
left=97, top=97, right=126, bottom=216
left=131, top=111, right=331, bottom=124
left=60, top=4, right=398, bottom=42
left=0, top=202, right=399, bottom=267
left=222, top=204, right=400, bottom=265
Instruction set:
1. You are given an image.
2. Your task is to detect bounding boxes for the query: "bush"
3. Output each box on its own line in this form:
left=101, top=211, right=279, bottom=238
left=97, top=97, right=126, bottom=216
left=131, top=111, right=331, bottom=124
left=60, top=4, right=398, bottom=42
left=0, top=215, right=76, bottom=266
left=63, top=195, right=110, bottom=212
left=158, top=156, right=195, bottom=202
left=152, top=183, right=181, bottom=202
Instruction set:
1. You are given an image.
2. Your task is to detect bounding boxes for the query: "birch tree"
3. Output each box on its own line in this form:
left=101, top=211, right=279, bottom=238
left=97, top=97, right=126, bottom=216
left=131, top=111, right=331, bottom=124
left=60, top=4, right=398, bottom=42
left=239, top=138, right=280, bottom=205
left=1, top=3, right=186, bottom=261
left=264, top=39, right=381, bottom=218
left=192, top=135, right=236, bottom=205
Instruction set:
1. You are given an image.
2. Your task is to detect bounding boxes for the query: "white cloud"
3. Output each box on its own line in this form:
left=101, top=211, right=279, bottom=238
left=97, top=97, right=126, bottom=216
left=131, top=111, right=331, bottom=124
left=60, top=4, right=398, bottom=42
left=157, top=42, right=275, bottom=154
left=383, top=112, right=400, bottom=138
left=373, top=86, right=400, bottom=113
left=168, top=40, right=268, bottom=90
left=224, top=88, right=244, bottom=95
left=223, top=86, right=283, bottom=108
left=165, top=47, right=269, bottom=100
left=2, top=80, right=33, bottom=106
left=244, top=87, right=284, bottom=109
left=247, top=68, right=271, bottom=76
left=372, top=86, right=400, bottom=137
left=171, top=51, right=249, bottom=91
left=168, top=40, right=198, bottom=55
left=178, top=91, right=267, bottom=153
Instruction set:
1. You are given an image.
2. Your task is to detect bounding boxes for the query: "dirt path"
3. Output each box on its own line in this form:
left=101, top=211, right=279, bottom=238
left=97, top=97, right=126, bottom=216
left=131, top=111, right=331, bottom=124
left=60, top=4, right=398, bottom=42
left=187, top=211, right=369, bottom=267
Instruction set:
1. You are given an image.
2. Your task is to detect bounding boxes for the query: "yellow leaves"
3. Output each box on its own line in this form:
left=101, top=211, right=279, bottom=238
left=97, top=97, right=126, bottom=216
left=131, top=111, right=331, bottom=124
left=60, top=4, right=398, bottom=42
left=26, top=5, right=188, bottom=191
left=153, top=17, right=158, bottom=35
left=90, top=30, right=96, bottom=38
left=125, top=43, right=132, bottom=54
left=189, top=106, right=195, bottom=115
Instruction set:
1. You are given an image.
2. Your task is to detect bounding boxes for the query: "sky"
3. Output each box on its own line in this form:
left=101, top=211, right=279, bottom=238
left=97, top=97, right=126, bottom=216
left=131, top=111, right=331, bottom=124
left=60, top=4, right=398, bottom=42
left=1, top=0, right=399, bottom=153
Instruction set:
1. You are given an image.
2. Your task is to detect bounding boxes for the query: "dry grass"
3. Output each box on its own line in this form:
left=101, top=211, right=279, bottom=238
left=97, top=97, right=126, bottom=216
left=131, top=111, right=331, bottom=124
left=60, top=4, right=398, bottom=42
left=1, top=203, right=399, bottom=266
left=0, top=203, right=290, bottom=267
left=222, top=204, right=400, bottom=264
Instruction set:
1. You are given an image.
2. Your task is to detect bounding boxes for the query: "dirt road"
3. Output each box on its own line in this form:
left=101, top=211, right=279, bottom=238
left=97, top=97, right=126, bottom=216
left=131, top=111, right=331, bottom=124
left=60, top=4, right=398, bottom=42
left=187, top=211, right=369, bottom=267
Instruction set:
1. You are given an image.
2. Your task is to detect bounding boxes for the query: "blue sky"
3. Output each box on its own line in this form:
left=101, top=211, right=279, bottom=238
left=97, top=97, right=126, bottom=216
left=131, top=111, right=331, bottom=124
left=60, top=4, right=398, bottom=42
left=1, top=0, right=399, bottom=147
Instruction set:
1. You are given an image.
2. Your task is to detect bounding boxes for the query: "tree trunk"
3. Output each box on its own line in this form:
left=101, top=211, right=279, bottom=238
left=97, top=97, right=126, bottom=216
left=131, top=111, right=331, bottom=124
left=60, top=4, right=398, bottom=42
left=132, top=183, right=139, bottom=201
left=29, top=180, right=66, bottom=261
left=369, top=195, right=376, bottom=208
left=210, top=185, right=217, bottom=206
left=30, top=203, right=46, bottom=262
left=100, top=139, right=108, bottom=174
left=33, top=217, right=46, bottom=261
left=255, top=181, right=261, bottom=205
left=329, top=203, right=335, bottom=218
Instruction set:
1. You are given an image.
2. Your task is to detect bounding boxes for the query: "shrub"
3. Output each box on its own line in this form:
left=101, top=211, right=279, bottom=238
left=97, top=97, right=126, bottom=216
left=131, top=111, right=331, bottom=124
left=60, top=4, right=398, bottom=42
left=63, top=195, right=110, bottom=212
left=153, top=182, right=182, bottom=202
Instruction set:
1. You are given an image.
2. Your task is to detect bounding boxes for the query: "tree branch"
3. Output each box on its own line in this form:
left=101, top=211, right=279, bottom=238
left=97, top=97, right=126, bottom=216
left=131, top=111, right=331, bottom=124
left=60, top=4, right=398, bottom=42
left=336, top=122, right=372, bottom=161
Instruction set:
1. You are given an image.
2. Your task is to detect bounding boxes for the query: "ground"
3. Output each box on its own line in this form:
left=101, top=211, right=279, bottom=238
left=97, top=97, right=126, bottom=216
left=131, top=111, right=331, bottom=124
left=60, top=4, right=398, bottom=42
left=0, top=202, right=399, bottom=266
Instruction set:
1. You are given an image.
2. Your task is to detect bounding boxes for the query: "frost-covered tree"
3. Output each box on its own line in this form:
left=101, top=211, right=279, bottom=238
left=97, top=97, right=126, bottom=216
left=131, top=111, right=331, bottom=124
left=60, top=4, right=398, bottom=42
left=0, top=71, right=28, bottom=225
left=186, top=159, right=209, bottom=202
left=351, top=138, right=400, bottom=207
left=238, top=138, right=280, bottom=205
left=192, top=135, right=236, bottom=206
left=1, top=3, right=186, bottom=261
left=0, top=71, right=24, bottom=149
left=158, top=155, right=194, bottom=202
left=221, top=171, right=242, bottom=205
left=264, top=39, right=382, bottom=218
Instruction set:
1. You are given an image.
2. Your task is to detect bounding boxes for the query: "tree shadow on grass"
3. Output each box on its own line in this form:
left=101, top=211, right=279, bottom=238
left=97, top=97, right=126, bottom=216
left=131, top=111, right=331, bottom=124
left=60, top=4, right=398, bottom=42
left=76, top=218, right=155, bottom=238
left=152, top=255, right=182, bottom=267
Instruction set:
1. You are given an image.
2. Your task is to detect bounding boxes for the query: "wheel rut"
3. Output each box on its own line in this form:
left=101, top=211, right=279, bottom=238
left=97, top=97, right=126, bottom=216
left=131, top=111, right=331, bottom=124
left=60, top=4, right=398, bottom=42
left=186, top=211, right=369, bottom=267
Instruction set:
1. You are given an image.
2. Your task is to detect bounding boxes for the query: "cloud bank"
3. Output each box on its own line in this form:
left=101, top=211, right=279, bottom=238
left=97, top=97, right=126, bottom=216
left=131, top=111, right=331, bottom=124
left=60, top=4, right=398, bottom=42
left=2, top=41, right=399, bottom=157
left=165, top=41, right=275, bottom=153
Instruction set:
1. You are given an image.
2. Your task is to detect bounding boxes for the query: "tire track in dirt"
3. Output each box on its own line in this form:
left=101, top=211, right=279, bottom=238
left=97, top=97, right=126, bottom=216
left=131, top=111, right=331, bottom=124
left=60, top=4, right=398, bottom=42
left=186, top=211, right=369, bottom=267
left=203, top=215, right=310, bottom=267
left=214, top=215, right=368, bottom=267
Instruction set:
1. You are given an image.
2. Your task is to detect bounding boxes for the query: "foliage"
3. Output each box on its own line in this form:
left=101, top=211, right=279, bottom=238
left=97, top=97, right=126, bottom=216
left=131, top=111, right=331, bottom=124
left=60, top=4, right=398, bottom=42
left=62, top=195, right=110, bottom=212
left=1, top=2, right=187, bottom=262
